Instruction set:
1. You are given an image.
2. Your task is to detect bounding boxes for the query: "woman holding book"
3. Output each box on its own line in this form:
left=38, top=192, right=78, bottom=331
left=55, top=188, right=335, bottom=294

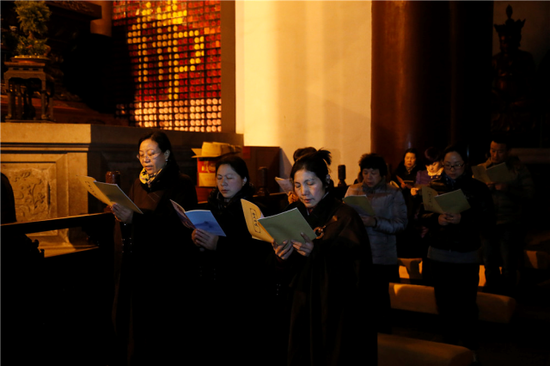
left=191, top=153, right=272, bottom=365
left=392, top=147, right=424, bottom=191
left=110, top=131, right=198, bottom=366
left=408, top=147, right=444, bottom=258
left=419, top=144, right=494, bottom=356
left=344, top=153, right=408, bottom=334
left=272, top=148, right=376, bottom=365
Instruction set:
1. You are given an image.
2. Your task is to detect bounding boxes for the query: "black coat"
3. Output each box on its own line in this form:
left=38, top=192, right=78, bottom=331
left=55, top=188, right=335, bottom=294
left=200, top=185, right=273, bottom=365
left=420, top=172, right=495, bottom=253
left=112, top=162, right=198, bottom=366
left=278, top=193, right=377, bottom=366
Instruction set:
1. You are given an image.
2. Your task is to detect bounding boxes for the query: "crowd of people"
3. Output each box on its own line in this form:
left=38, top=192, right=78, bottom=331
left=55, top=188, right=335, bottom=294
left=108, top=130, right=534, bottom=365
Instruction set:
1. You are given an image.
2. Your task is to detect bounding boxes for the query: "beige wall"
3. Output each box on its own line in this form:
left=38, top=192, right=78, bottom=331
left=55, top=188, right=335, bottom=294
left=236, top=1, right=372, bottom=182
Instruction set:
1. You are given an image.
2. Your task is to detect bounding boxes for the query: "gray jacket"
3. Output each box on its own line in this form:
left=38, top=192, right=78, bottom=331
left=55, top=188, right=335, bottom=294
left=345, top=179, right=407, bottom=265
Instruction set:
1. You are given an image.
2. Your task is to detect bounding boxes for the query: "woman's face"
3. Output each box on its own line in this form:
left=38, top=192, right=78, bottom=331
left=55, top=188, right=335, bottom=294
left=404, top=152, right=417, bottom=169
left=426, top=161, right=442, bottom=174
left=293, top=169, right=326, bottom=209
left=362, top=168, right=383, bottom=188
left=216, top=164, right=246, bottom=201
left=138, top=139, right=168, bottom=175
left=443, top=151, right=465, bottom=180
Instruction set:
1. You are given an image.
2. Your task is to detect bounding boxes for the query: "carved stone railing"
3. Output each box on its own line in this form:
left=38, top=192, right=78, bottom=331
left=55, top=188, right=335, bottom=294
left=1, top=212, right=114, bottom=257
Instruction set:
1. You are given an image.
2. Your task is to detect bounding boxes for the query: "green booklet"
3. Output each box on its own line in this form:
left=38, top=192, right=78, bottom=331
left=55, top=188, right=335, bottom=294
left=78, top=175, right=143, bottom=214
left=472, top=163, right=514, bottom=183
left=421, top=186, right=471, bottom=214
left=241, top=199, right=316, bottom=244
left=343, top=195, right=375, bottom=216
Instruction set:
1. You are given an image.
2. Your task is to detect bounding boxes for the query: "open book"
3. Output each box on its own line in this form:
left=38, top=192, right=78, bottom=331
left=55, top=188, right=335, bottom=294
left=170, top=200, right=226, bottom=236
left=343, top=195, right=375, bottom=216
left=421, top=186, right=471, bottom=214
left=78, top=176, right=142, bottom=214
left=241, top=199, right=316, bottom=244
left=472, top=163, right=514, bottom=183
left=275, top=177, right=293, bottom=194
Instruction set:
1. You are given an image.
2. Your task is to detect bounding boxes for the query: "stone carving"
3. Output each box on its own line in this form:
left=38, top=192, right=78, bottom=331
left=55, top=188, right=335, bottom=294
left=5, top=168, right=50, bottom=223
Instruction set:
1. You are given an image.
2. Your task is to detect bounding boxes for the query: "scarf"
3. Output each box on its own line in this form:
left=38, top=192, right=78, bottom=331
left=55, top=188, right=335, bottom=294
left=139, top=167, right=163, bottom=188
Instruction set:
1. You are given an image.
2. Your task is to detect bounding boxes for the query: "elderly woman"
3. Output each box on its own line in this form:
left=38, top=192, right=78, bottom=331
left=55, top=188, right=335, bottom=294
left=191, top=153, right=272, bottom=365
left=273, top=148, right=376, bottom=365
left=392, top=148, right=424, bottom=190
left=111, top=131, right=198, bottom=366
left=420, top=144, right=495, bottom=357
left=345, top=153, right=407, bottom=334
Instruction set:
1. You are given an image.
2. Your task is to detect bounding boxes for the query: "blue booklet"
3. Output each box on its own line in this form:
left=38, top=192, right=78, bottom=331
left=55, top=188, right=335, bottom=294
left=170, top=199, right=226, bottom=236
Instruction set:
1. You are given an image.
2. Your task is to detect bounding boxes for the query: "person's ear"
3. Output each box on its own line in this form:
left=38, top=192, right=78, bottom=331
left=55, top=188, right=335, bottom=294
left=242, top=177, right=247, bottom=186
left=164, top=150, right=170, bottom=161
left=326, top=174, right=331, bottom=185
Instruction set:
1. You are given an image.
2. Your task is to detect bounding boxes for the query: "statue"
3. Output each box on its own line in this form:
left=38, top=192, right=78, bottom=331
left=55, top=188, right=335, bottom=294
left=491, top=5, right=537, bottom=145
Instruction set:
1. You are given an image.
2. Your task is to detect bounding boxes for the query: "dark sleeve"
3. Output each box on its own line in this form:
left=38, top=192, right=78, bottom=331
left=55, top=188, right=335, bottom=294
left=509, top=163, right=535, bottom=201
left=466, top=180, right=496, bottom=236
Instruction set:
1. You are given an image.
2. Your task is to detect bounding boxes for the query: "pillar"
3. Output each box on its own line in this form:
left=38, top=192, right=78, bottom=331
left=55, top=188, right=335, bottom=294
left=371, top=1, right=493, bottom=169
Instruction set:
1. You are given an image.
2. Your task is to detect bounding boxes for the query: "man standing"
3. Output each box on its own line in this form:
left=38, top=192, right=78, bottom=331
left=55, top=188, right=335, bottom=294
left=478, top=135, right=534, bottom=296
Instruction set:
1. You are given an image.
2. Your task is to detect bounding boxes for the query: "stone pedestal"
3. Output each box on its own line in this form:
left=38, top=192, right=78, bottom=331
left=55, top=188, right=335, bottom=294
left=1, top=123, right=243, bottom=253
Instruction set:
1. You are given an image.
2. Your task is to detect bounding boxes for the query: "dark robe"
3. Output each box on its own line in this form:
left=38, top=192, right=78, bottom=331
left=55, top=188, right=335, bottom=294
left=277, top=192, right=377, bottom=366
left=112, top=162, right=198, bottom=366
left=201, top=185, right=273, bottom=366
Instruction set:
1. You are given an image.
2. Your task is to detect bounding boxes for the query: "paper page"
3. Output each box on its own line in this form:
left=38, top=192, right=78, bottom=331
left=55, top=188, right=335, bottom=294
left=93, top=181, right=143, bottom=214
left=471, top=166, right=491, bottom=183
left=78, top=176, right=111, bottom=205
left=421, top=186, right=445, bottom=214
left=170, top=199, right=226, bottom=236
left=170, top=199, right=196, bottom=230
left=343, top=195, right=376, bottom=216
left=240, top=199, right=273, bottom=242
left=275, top=177, right=293, bottom=194
left=258, top=207, right=316, bottom=245
left=78, top=176, right=142, bottom=214
left=434, top=189, right=471, bottom=214
left=486, top=163, right=514, bottom=183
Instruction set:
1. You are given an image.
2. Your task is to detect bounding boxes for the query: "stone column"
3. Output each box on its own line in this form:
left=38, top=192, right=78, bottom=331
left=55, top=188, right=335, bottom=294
left=371, top=1, right=493, bottom=169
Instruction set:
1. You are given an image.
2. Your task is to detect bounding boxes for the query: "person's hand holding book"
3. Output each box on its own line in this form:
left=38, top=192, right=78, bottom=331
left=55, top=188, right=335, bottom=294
left=112, top=203, right=134, bottom=224
left=192, top=229, right=219, bottom=251
left=291, top=232, right=314, bottom=257
left=438, top=212, right=461, bottom=226
left=272, top=239, right=294, bottom=260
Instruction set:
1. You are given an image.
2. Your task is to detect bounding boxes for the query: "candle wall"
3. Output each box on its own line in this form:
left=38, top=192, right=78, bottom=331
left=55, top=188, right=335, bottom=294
left=112, top=0, right=222, bottom=132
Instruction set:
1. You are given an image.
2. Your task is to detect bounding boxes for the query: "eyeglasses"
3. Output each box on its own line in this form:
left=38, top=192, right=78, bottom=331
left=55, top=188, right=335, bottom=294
left=443, top=162, right=465, bottom=170
left=136, top=151, right=161, bottom=161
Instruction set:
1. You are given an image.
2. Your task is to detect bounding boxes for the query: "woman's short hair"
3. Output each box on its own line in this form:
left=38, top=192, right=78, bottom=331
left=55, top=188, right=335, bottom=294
left=424, top=147, right=442, bottom=165
left=402, top=148, right=419, bottom=160
left=359, top=153, right=388, bottom=177
left=442, top=143, right=469, bottom=163
left=215, top=153, right=251, bottom=185
left=138, top=131, right=176, bottom=163
left=396, top=147, right=421, bottom=169
left=290, top=148, right=332, bottom=190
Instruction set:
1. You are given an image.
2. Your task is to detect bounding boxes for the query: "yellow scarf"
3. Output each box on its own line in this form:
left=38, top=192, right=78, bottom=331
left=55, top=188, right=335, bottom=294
left=139, top=167, right=163, bottom=188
